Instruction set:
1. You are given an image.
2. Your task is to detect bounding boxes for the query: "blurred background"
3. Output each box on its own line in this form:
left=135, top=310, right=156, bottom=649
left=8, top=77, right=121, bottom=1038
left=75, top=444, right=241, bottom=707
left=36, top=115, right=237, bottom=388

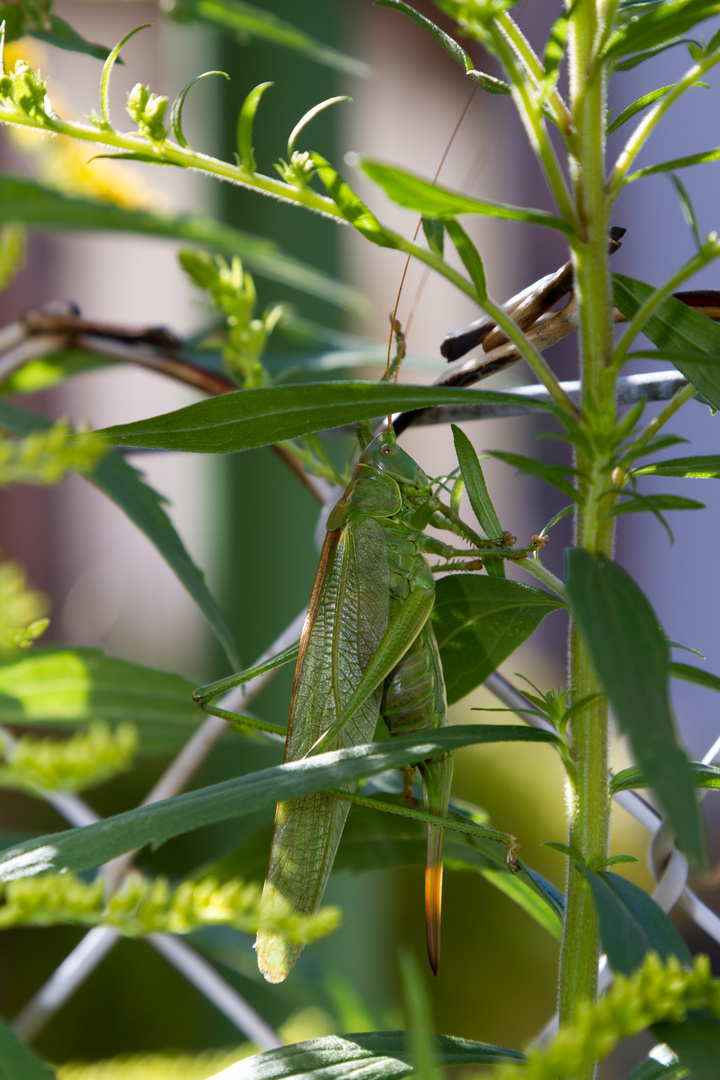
left=1, top=2, right=719, bottom=1077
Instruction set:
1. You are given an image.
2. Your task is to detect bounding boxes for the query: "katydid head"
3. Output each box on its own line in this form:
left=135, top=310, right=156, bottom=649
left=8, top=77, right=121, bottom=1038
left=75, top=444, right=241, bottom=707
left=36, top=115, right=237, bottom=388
left=360, top=431, right=430, bottom=490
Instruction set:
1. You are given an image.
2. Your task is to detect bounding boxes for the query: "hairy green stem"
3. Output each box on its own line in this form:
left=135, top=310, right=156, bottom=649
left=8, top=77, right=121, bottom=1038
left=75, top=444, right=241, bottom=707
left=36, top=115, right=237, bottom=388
left=560, top=7, right=615, bottom=1073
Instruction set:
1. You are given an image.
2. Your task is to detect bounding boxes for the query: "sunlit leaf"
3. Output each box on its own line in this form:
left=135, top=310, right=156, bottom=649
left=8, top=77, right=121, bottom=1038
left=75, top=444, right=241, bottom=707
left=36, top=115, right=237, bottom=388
left=225, top=1032, right=524, bottom=1080
left=0, top=646, right=202, bottom=756
left=360, top=160, right=572, bottom=233
left=0, top=725, right=559, bottom=882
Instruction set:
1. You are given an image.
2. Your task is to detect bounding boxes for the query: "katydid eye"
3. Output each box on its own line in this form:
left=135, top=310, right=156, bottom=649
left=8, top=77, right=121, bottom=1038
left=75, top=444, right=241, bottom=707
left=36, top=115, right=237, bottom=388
left=380, top=443, right=397, bottom=457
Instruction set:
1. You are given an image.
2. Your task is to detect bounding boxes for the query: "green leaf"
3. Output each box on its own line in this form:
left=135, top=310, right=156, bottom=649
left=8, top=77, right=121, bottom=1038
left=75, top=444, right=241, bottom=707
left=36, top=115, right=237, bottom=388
left=672, top=660, right=720, bottom=692
left=629, top=146, right=720, bottom=182
left=0, top=400, right=239, bottom=668
left=0, top=175, right=363, bottom=315
left=170, top=70, right=230, bottom=150
left=0, top=1019, right=56, bottom=1079
left=604, top=1, right=720, bottom=61
left=165, top=0, right=369, bottom=78
left=236, top=81, right=273, bottom=172
left=451, top=425, right=504, bottom=577
left=543, top=7, right=570, bottom=85
left=28, top=14, right=112, bottom=61
left=311, top=155, right=402, bottom=249
left=0, top=725, right=556, bottom=882
left=669, top=172, right=702, bottom=249
left=607, top=85, right=675, bottom=135
left=625, top=1051, right=686, bottom=1079
left=223, top=1032, right=524, bottom=1080
left=87, top=381, right=558, bottom=454
left=0, top=647, right=202, bottom=755
left=613, top=273, right=720, bottom=412
left=634, top=455, right=720, bottom=477
left=612, top=761, right=720, bottom=794
left=486, top=449, right=583, bottom=501
left=421, top=217, right=444, bottom=258
left=360, top=160, right=573, bottom=234
left=445, top=220, right=487, bottom=299
left=565, top=550, right=704, bottom=866
left=375, top=0, right=510, bottom=94
left=377, top=0, right=473, bottom=73
left=654, top=1013, right=720, bottom=1080
left=578, top=867, right=692, bottom=975
left=433, top=575, right=565, bottom=705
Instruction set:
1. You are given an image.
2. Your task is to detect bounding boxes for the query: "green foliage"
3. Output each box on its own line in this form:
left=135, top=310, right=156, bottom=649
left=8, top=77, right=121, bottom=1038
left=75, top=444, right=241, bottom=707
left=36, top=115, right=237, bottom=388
left=433, top=575, right=564, bottom=704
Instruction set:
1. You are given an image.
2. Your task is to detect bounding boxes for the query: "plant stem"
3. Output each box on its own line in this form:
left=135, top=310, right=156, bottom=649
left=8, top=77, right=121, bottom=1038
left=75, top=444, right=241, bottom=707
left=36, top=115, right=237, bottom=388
left=559, top=5, right=615, bottom=1069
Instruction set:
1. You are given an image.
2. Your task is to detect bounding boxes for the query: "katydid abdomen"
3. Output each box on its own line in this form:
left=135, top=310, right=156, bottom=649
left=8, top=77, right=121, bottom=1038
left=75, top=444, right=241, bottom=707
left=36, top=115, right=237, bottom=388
left=381, top=612, right=451, bottom=976
left=256, top=431, right=452, bottom=982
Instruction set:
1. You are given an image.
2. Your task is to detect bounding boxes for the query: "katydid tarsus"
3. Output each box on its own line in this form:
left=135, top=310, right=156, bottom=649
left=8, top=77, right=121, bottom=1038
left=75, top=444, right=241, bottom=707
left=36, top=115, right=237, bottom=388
left=195, top=427, right=540, bottom=983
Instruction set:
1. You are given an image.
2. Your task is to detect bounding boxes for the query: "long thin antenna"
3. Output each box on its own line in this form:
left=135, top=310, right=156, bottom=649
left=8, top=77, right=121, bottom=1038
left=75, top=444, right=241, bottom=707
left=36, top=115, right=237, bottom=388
left=385, top=85, right=479, bottom=378
left=383, top=84, right=479, bottom=430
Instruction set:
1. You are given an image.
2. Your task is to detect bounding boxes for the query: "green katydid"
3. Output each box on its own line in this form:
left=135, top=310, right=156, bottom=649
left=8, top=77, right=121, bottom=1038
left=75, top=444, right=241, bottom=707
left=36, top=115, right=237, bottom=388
left=195, top=426, right=536, bottom=983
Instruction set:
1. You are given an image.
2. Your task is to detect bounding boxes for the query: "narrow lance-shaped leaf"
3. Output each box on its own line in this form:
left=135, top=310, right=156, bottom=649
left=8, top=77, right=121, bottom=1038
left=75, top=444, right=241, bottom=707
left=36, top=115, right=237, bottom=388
left=361, top=159, right=573, bottom=233
left=565, top=549, right=704, bottom=866
left=634, top=455, right=720, bottom=478
left=451, top=425, right=505, bottom=578
left=376, top=0, right=511, bottom=95
left=0, top=400, right=240, bottom=668
left=603, top=1, right=720, bottom=60
left=87, top=381, right=560, bottom=454
left=224, top=1032, right=524, bottom=1080
left=613, top=273, right=720, bottom=412
left=578, top=866, right=692, bottom=975
left=0, top=725, right=557, bottom=883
